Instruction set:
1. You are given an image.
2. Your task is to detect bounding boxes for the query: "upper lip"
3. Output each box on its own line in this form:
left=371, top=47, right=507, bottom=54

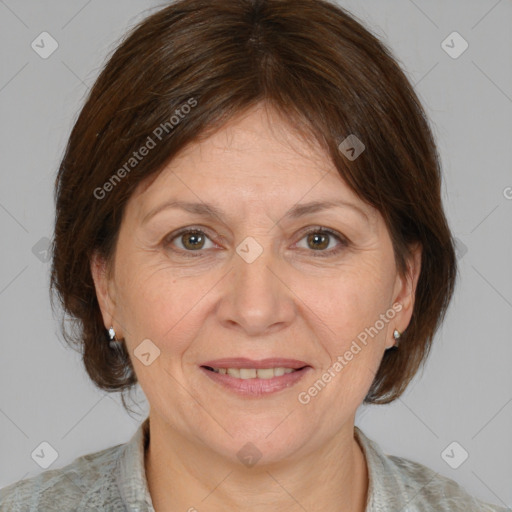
left=200, top=358, right=310, bottom=370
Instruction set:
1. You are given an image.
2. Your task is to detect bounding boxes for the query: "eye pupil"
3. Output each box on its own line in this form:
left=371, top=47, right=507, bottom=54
left=308, top=232, right=329, bottom=250
left=182, top=230, right=205, bottom=250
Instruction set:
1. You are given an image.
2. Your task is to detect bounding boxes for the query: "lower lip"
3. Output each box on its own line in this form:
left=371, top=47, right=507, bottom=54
left=200, top=366, right=312, bottom=397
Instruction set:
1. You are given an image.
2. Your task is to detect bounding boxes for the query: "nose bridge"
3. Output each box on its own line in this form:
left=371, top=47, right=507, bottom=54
left=234, top=232, right=280, bottom=303
left=235, top=234, right=275, bottom=291
left=218, top=232, right=294, bottom=334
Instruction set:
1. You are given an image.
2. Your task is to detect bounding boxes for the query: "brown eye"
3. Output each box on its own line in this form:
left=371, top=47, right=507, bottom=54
left=180, top=230, right=206, bottom=250
left=296, top=227, right=348, bottom=257
left=164, top=228, right=216, bottom=256
left=306, top=232, right=330, bottom=251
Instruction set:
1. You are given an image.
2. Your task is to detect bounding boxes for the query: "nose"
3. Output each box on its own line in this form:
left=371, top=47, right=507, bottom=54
left=216, top=238, right=296, bottom=336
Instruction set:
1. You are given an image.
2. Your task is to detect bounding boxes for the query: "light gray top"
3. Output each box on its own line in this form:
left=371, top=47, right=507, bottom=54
left=0, top=416, right=508, bottom=511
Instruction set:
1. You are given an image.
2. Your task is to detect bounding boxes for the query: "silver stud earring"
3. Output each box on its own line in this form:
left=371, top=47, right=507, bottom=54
left=108, top=326, right=122, bottom=349
left=393, top=329, right=401, bottom=347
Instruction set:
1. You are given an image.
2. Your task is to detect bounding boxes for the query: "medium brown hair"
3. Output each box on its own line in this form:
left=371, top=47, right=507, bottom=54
left=50, top=0, right=457, bottom=408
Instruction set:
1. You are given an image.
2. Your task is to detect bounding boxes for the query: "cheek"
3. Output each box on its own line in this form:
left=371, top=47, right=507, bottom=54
left=300, top=279, right=391, bottom=415
left=294, top=259, right=395, bottom=405
left=294, top=257, right=395, bottom=346
left=116, top=259, right=215, bottom=349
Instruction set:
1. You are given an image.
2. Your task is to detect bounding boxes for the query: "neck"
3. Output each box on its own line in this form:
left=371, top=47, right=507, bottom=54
left=144, top=413, right=368, bottom=512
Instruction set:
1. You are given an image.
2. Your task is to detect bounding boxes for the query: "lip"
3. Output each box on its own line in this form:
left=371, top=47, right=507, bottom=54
left=200, top=363, right=312, bottom=397
left=200, top=357, right=310, bottom=370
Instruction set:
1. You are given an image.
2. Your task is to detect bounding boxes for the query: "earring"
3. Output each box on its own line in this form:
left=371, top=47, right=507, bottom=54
left=393, top=329, right=401, bottom=348
left=108, top=326, right=122, bottom=349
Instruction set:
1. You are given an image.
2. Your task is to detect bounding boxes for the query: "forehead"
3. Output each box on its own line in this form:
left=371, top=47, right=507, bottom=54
left=129, top=104, right=375, bottom=223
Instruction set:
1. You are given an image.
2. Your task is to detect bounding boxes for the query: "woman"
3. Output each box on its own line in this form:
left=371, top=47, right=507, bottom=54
left=0, top=0, right=506, bottom=510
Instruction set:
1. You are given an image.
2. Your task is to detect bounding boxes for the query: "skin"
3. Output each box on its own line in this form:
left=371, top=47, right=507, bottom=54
left=91, top=102, right=421, bottom=512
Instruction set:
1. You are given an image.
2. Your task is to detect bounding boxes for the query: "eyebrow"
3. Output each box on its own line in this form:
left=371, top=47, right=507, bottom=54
left=141, top=199, right=370, bottom=225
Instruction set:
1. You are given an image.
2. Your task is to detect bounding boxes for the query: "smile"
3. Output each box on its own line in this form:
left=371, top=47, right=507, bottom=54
left=200, top=365, right=312, bottom=396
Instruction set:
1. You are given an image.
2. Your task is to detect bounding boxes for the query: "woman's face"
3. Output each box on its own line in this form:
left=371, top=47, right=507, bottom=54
left=92, top=103, right=420, bottom=465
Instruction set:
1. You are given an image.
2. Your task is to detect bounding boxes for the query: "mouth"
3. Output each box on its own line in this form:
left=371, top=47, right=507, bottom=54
left=199, top=358, right=312, bottom=396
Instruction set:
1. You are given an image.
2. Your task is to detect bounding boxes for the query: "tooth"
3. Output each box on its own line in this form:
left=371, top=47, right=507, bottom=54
left=256, top=368, right=275, bottom=379
left=213, top=367, right=298, bottom=378
left=239, top=368, right=257, bottom=379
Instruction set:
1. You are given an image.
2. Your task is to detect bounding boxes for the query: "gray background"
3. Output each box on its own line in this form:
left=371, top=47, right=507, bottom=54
left=0, top=0, right=511, bottom=507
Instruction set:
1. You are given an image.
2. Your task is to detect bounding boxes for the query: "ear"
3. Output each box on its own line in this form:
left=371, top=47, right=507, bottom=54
left=90, top=251, right=118, bottom=332
left=388, top=242, right=422, bottom=347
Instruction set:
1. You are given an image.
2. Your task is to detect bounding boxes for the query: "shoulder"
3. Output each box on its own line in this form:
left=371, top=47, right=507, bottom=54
left=355, top=427, right=509, bottom=512
left=386, top=453, right=508, bottom=512
left=0, top=442, right=125, bottom=512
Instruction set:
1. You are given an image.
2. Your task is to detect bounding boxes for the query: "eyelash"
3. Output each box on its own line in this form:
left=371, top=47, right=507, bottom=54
left=163, top=226, right=349, bottom=259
